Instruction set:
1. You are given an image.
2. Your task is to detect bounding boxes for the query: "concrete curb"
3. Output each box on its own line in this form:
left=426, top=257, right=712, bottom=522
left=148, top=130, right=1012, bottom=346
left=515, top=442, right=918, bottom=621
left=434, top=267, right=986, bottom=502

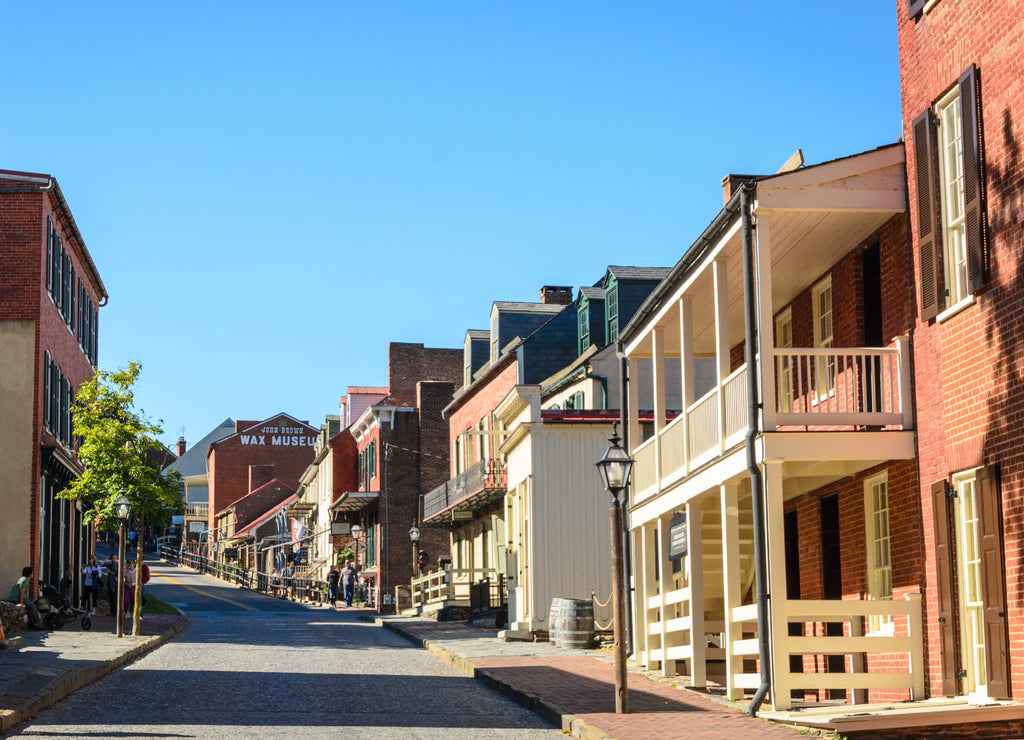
left=376, top=618, right=613, bottom=740
left=0, top=616, right=188, bottom=734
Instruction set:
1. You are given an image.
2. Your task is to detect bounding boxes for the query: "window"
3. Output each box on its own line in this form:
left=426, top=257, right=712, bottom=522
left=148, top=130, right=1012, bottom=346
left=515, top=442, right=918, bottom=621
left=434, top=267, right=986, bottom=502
left=578, top=301, right=590, bottom=355
left=914, top=65, right=986, bottom=321
left=953, top=470, right=985, bottom=695
left=43, top=351, right=75, bottom=449
left=865, top=473, right=893, bottom=633
left=775, top=309, right=793, bottom=413
left=606, top=281, right=620, bottom=343
left=812, top=277, right=834, bottom=399
left=47, top=217, right=98, bottom=365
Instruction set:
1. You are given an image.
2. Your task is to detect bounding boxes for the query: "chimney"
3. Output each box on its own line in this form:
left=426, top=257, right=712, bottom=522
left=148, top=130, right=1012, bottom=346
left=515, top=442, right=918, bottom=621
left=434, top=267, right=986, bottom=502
left=721, top=174, right=758, bottom=205
left=249, top=464, right=275, bottom=493
left=177, top=437, right=186, bottom=457
left=540, top=285, right=573, bottom=305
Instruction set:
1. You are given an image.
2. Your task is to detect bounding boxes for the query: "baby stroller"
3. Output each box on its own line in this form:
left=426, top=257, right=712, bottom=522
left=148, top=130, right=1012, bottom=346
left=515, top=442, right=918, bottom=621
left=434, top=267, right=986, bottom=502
left=39, top=582, right=92, bottom=631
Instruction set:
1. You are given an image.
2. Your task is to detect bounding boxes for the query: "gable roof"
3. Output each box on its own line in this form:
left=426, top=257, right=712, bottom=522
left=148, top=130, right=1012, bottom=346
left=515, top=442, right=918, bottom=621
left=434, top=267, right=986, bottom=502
left=210, top=412, right=316, bottom=450
left=166, top=418, right=235, bottom=479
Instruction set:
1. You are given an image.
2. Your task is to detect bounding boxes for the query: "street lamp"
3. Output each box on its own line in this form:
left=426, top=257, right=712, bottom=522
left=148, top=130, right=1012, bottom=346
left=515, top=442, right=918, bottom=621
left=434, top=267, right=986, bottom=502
left=409, top=522, right=421, bottom=577
left=596, top=422, right=633, bottom=714
left=113, top=490, right=132, bottom=639
left=350, top=523, right=363, bottom=572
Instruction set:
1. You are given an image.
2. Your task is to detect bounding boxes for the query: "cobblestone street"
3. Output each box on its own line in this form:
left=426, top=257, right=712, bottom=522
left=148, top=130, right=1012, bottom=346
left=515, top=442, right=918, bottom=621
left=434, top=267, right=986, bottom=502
left=2, top=563, right=560, bottom=739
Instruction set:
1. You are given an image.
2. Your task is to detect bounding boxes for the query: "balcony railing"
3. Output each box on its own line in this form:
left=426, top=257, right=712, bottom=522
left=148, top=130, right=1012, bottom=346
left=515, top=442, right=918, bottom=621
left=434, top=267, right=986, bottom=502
left=186, top=502, right=209, bottom=518
left=632, top=342, right=911, bottom=499
left=423, top=460, right=507, bottom=520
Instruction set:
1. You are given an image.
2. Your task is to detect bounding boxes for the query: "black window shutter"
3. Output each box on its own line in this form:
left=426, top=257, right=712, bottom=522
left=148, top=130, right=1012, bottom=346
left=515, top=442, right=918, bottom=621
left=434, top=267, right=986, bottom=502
left=43, top=351, right=51, bottom=430
left=913, top=109, right=941, bottom=321
left=959, top=65, right=987, bottom=292
left=908, top=0, right=928, bottom=18
left=50, top=361, right=60, bottom=432
left=46, top=218, right=53, bottom=292
left=69, top=266, right=76, bottom=329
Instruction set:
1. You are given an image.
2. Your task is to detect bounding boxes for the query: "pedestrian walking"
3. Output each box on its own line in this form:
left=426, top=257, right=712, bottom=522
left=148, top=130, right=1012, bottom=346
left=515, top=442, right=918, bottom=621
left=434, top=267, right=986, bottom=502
left=123, top=559, right=137, bottom=618
left=341, top=560, right=357, bottom=608
left=81, top=556, right=102, bottom=614
left=327, top=565, right=340, bottom=607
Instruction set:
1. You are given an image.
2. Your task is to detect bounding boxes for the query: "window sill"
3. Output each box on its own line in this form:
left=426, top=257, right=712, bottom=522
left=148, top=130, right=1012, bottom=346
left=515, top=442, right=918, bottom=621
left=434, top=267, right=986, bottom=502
left=936, top=294, right=975, bottom=323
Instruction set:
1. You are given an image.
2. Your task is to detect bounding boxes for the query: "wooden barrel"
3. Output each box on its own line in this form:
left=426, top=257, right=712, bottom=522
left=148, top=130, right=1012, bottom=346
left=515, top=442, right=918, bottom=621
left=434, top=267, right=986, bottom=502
left=551, top=597, right=594, bottom=648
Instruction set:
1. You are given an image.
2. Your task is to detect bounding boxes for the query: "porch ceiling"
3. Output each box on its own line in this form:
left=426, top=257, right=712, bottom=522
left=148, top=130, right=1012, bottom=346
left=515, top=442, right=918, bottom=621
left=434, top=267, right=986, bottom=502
left=626, top=146, right=906, bottom=359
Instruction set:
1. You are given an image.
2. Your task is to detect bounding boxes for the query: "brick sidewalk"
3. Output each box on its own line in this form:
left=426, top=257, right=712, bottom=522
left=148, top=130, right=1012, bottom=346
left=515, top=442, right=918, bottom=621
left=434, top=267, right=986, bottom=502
left=378, top=617, right=811, bottom=740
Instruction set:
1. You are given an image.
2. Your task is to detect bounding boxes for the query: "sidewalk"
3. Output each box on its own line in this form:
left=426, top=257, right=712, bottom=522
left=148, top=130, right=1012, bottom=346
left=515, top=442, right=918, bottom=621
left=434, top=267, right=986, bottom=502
left=375, top=615, right=824, bottom=740
left=0, top=613, right=186, bottom=734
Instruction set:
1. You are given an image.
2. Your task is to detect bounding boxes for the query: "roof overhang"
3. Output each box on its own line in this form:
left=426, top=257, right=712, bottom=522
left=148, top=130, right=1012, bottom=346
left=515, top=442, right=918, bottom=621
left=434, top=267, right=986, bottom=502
left=330, top=491, right=379, bottom=513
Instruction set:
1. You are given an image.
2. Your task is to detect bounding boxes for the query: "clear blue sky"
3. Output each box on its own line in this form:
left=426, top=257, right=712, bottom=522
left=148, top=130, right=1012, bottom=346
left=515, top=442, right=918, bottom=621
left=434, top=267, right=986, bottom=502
left=3, top=2, right=902, bottom=450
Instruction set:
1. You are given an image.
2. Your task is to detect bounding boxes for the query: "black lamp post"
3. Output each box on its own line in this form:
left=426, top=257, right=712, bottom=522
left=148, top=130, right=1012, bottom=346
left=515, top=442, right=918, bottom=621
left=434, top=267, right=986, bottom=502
left=596, top=422, right=634, bottom=714
left=113, top=490, right=131, bottom=639
left=409, top=522, right=421, bottom=577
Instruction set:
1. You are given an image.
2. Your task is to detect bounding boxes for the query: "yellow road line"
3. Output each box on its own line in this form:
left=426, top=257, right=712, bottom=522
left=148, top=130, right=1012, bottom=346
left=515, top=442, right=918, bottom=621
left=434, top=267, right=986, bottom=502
left=157, top=574, right=258, bottom=611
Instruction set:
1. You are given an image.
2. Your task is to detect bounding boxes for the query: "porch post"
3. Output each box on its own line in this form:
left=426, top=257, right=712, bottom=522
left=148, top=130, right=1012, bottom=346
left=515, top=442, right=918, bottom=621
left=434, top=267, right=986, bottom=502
left=639, top=521, right=657, bottom=670
left=713, top=258, right=730, bottom=454
left=657, top=512, right=675, bottom=676
left=679, top=299, right=694, bottom=475
left=894, top=334, right=913, bottom=429
left=762, top=460, right=790, bottom=709
left=686, top=500, right=705, bottom=687
left=755, top=214, right=778, bottom=432
left=720, top=483, right=743, bottom=701
left=652, top=327, right=667, bottom=491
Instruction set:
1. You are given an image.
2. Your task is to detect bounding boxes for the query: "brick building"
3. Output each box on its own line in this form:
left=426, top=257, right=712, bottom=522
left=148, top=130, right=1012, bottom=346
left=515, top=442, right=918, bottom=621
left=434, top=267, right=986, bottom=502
left=206, top=413, right=318, bottom=554
left=899, top=0, right=1024, bottom=700
left=0, top=169, right=106, bottom=595
left=335, top=343, right=461, bottom=612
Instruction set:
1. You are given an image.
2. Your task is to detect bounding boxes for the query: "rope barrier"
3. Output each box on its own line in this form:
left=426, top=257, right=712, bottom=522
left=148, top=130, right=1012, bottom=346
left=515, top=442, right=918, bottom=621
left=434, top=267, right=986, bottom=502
left=591, top=589, right=614, bottom=630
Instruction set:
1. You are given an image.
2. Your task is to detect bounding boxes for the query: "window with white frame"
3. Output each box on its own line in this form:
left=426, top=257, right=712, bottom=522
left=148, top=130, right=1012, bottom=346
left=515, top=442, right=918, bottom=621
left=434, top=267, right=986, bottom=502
left=937, top=87, right=969, bottom=307
left=812, top=277, right=834, bottom=399
left=913, top=65, right=986, bottom=321
left=865, top=473, right=893, bottom=633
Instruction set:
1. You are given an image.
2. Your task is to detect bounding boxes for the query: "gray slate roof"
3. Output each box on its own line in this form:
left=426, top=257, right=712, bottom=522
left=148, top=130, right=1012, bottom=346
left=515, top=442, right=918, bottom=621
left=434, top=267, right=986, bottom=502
left=607, top=266, right=672, bottom=281
left=166, top=418, right=236, bottom=479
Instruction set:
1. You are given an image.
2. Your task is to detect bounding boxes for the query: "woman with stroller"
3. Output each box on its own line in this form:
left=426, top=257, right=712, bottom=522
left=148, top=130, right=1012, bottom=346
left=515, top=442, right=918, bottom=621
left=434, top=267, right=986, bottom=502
left=81, top=556, right=102, bottom=615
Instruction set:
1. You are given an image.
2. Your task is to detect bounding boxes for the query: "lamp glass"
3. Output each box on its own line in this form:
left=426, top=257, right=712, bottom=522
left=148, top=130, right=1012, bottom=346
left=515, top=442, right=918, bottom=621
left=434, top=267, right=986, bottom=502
left=113, top=492, right=132, bottom=521
left=409, top=523, right=421, bottom=542
left=596, top=434, right=633, bottom=493
left=351, top=524, right=362, bottom=536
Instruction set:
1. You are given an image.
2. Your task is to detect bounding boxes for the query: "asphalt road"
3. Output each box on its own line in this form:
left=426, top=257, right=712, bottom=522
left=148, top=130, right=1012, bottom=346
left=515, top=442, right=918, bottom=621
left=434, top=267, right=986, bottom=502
left=5, top=558, right=561, bottom=739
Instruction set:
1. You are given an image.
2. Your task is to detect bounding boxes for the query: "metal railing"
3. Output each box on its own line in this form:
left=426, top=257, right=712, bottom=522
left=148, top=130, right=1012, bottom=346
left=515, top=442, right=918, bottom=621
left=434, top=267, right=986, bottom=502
left=423, top=460, right=507, bottom=520
left=158, top=545, right=375, bottom=608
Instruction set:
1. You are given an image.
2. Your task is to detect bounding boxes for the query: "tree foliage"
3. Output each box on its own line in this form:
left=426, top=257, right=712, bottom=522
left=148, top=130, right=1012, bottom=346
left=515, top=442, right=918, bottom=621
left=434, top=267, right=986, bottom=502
left=60, top=362, right=182, bottom=528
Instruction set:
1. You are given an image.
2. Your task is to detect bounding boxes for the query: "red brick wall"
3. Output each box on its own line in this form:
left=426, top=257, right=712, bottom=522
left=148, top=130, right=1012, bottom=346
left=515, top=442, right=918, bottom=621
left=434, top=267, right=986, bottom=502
left=1, top=183, right=105, bottom=584
left=785, top=459, right=923, bottom=704
left=387, top=342, right=462, bottom=407
left=447, top=358, right=519, bottom=473
left=898, top=0, right=1024, bottom=699
left=207, top=414, right=317, bottom=531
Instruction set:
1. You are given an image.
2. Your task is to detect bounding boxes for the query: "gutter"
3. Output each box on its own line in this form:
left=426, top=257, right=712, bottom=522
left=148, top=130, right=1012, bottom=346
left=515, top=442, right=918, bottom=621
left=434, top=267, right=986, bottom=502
left=43, top=178, right=109, bottom=306
left=740, top=184, right=772, bottom=716
left=618, top=344, right=634, bottom=655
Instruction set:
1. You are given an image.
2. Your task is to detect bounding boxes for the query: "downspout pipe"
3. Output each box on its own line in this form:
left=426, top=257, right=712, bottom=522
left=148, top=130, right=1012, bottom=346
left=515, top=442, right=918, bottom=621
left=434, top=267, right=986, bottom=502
left=617, top=344, right=633, bottom=655
left=741, top=184, right=772, bottom=716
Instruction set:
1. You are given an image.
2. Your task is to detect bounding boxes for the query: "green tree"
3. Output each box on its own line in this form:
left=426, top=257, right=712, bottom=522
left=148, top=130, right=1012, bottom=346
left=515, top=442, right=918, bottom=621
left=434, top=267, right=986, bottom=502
left=61, top=362, right=182, bottom=635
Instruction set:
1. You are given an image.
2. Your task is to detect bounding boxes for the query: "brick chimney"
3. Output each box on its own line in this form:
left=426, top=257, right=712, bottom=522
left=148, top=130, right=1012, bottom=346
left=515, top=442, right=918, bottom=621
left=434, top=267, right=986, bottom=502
left=721, top=174, right=758, bottom=205
left=249, top=464, right=275, bottom=493
left=177, top=437, right=186, bottom=457
left=540, top=286, right=573, bottom=305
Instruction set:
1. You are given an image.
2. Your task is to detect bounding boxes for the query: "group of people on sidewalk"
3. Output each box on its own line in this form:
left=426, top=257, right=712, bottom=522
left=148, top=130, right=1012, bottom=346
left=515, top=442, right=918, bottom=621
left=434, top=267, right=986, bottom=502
left=6, top=554, right=151, bottom=633
left=326, top=561, right=358, bottom=608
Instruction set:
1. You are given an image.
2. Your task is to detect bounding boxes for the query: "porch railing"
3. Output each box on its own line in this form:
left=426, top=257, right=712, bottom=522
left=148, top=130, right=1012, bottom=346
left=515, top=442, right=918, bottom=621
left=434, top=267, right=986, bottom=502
left=410, top=567, right=505, bottom=610
left=186, top=502, right=209, bottom=518
left=633, top=342, right=911, bottom=501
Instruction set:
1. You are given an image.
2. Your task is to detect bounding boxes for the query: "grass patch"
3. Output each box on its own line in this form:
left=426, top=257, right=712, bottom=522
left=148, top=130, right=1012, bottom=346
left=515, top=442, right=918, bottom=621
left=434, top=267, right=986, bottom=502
left=142, top=592, right=180, bottom=615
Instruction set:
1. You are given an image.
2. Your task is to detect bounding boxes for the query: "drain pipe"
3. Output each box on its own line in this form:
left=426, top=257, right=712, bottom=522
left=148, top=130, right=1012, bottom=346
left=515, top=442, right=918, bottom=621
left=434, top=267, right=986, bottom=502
left=741, top=184, right=772, bottom=716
